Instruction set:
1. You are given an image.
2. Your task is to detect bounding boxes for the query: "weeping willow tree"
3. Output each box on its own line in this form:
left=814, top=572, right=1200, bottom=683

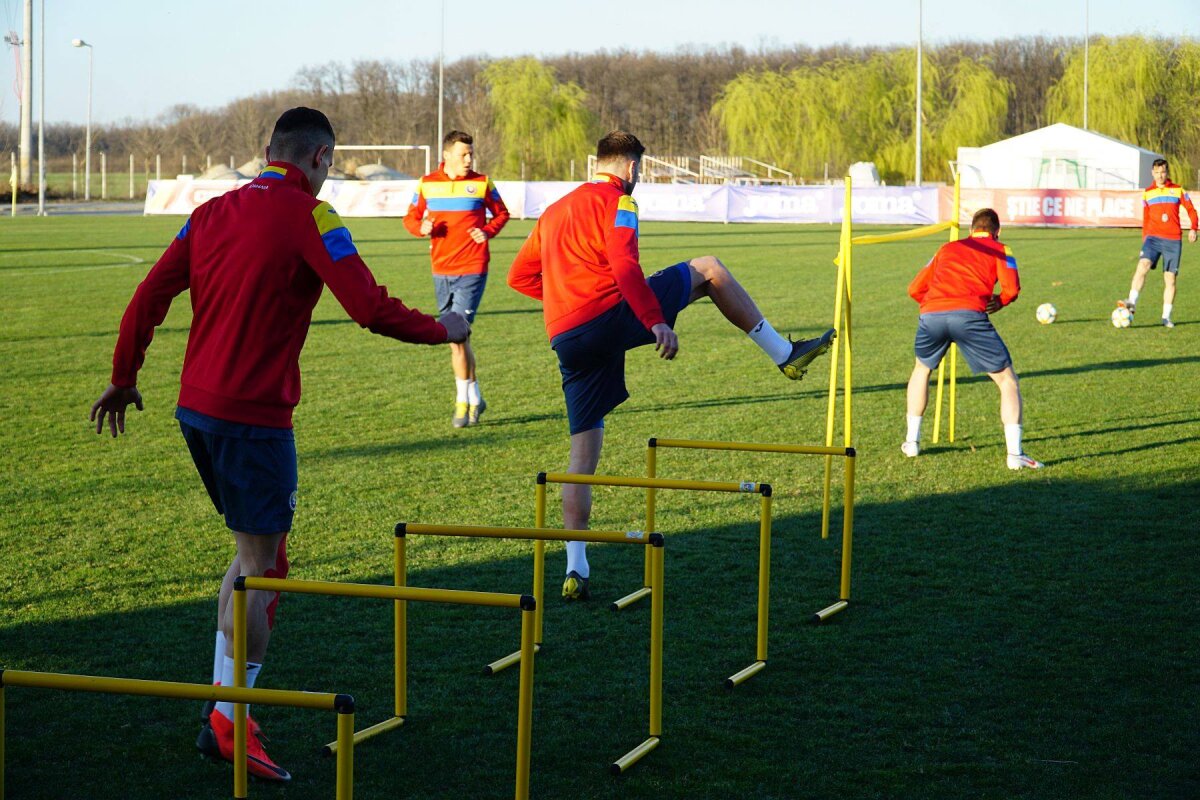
left=482, top=58, right=595, bottom=180
left=714, top=50, right=1011, bottom=183
left=1046, top=36, right=1200, bottom=180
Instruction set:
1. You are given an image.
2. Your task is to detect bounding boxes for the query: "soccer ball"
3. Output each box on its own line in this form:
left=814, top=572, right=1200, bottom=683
left=1111, top=307, right=1133, bottom=328
left=1036, top=303, right=1057, bottom=324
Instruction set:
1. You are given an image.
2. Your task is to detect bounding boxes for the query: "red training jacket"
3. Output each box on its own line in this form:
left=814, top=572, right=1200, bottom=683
left=1142, top=181, right=1197, bottom=240
left=111, top=161, right=448, bottom=428
left=508, top=173, right=665, bottom=339
left=402, top=165, right=510, bottom=275
left=908, top=232, right=1021, bottom=314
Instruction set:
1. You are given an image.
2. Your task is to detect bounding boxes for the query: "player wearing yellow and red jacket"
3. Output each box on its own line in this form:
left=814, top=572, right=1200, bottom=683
left=90, top=108, right=470, bottom=784
left=1119, top=158, right=1198, bottom=327
left=508, top=130, right=834, bottom=600
left=404, top=130, right=510, bottom=427
left=901, top=208, right=1041, bottom=470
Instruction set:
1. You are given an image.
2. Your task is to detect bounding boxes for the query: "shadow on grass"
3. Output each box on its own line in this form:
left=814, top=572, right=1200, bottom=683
left=3, top=474, right=1197, bottom=800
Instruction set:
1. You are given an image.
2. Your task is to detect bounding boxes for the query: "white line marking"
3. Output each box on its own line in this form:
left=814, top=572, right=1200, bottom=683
left=0, top=250, right=147, bottom=277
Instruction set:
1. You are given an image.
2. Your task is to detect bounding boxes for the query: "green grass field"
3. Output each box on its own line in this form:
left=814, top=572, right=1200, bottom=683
left=1, top=216, right=1196, bottom=799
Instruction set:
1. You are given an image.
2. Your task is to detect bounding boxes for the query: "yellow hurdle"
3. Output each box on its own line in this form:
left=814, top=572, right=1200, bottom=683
left=540, top=471, right=774, bottom=691
left=233, top=577, right=537, bottom=800
left=0, top=668, right=354, bottom=800
left=648, top=438, right=858, bottom=624
left=396, top=521, right=666, bottom=775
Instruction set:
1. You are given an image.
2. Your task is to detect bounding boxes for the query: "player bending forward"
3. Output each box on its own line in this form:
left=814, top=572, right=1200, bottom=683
left=902, top=208, right=1041, bottom=470
left=508, top=130, right=836, bottom=601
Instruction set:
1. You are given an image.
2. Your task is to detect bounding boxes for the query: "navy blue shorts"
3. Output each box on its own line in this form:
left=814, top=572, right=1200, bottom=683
left=433, top=272, right=488, bottom=323
left=914, top=311, right=1012, bottom=375
left=176, top=407, right=298, bottom=535
left=1140, top=236, right=1182, bottom=274
left=551, top=262, right=692, bottom=434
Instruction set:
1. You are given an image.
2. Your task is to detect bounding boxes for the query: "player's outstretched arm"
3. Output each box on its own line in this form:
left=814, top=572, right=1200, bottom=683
left=89, top=384, right=144, bottom=438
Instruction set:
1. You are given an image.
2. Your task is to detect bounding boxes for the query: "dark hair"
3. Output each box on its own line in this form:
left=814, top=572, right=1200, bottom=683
left=971, top=208, right=1000, bottom=235
left=268, top=107, right=335, bottom=161
left=596, top=131, right=645, bottom=162
left=1152, top=158, right=1169, bottom=169
left=443, top=130, right=473, bottom=150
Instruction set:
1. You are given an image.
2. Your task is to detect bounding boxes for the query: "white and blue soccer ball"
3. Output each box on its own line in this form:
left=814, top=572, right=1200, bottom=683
left=1036, top=303, right=1057, bottom=324
left=1111, top=306, right=1133, bottom=328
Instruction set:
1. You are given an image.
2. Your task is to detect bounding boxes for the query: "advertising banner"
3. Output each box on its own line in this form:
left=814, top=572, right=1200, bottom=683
left=945, top=188, right=1144, bottom=227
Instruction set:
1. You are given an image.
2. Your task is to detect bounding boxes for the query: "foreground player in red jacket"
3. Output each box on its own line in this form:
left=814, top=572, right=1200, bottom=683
left=903, top=208, right=1041, bottom=469
left=89, top=108, right=469, bottom=782
left=509, top=130, right=835, bottom=600
left=404, top=130, right=510, bottom=427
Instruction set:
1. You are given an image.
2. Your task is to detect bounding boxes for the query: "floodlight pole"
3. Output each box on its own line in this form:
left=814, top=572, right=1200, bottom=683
left=1083, top=0, right=1089, bottom=130
left=72, top=39, right=93, bottom=200
left=915, top=0, right=923, bottom=187
left=437, top=0, right=444, bottom=156
left=36, top=0, right=44, bottom=215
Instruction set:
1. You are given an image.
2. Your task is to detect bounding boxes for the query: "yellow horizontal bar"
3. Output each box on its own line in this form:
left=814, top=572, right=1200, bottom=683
left=1, top=670, right=339, bottom=711
left=725, top=661, right=767, bottom=689
left=850, top=220, right=954, bottom=246
left=483, top=644, right=540, bottom=677
left=610, top=737, right=660, bottom=775
left=323, top=715, right=404, bottom=755
left=653, top=438, right=853, bottom=457
left=542, top=472, right=758, bottom=494
left=242, top=577, right=525, bottom=610
left=403, top=522, right=655, bottom=546
left=611, top=586, right=652, bottom=611
left=812, top=600, right=849, bottom=624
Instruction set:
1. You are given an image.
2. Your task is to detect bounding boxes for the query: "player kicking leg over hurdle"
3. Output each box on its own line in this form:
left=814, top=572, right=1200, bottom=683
left=508, top=130, right=836, bottom=600
left=901, top=207, right=1042, bottom=470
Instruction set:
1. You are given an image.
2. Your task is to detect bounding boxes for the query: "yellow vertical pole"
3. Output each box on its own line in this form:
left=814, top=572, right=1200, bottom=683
left=233, top=586, right=248, bottom=799
left=514, top=608, right=536, bottom=800
left=648, top=541, right=664, bottom=737
left=1, top=684, right=6, bottom=800
left=949, top=348, right=958, bottom=442
left=844, top=228, right=854, bottom=448
left=335, top=711, right=354, bottom=800
left=840, top=454, right=856, bottom=600
left=644, top=443, right=657, bottom=589
left=534, top=482, right=546, bottom=645
left=823, top=176, right=852, bottom=539
left=932, top=361, right=945, bottom=443
left=947, top=171, right=962, bottom=443
left=394, top=534, right=407, bottom=719
left=756, top=492, right=773, bottom=662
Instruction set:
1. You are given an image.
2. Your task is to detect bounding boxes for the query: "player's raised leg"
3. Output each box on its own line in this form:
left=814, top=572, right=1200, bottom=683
left=1119, top=256, right=1153, bottom=317
left=685, top=255, right=836, bottom=379
left=562, top=426, right=603, bottom=600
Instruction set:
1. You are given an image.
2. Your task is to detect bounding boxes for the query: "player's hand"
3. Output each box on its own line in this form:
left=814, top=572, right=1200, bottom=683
left=419, top=218, right=434, bottom=236
left=439, top=312, right=471, bottom=343
left=651, top=323, right=678, bottom=360
left=985, top=294, right=1002, bottom=314
left=89, top=383, right=144, bottom=438
left=1189, top=230, right=1197, bottom=244
left=467, top=227, right=488, bottom=244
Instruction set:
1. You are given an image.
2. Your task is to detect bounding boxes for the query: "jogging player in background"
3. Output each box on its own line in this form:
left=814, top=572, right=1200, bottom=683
left=1117, top=158, right=1197, bottom=328
left=509, top=130, right=836, bottom=601
left=89, top=107, right=469, bottom=783
left=902, top=207, right=1041, bottom=470
left=404, top=130, right=510, bottom=427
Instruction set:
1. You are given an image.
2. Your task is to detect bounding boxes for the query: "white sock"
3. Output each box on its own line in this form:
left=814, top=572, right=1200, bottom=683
left=212, top=631, right=226, bottom=684
left=467, top=380, right=482, bottom=405
left=1163, top=303, right=1173, bottom=320
left=565, top=541, right=590, bottom=579
left=747, top=319, right=793, bottom=365
left=215, top=656, right=261, bottom=721
left=1004, top=424, right=1023, bottom=457
left=906, top=415, right=923, bottom=443
left=1128, top=289, right=1140, bottom=306
left=455, top=378, right=469, bottom=403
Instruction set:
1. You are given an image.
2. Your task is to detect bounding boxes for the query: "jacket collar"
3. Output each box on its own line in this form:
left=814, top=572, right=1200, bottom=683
left=257, top=161, right=314, bottom=195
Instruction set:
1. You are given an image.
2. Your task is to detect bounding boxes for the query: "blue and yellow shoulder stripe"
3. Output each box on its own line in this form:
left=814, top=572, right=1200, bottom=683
left=614, top=195, right=639, bottom=236
left=1145, top=185, right=1184, bottom=206
left=312, top=202, right=357, bottom=262
left=1001, top=244, right=1018, bottom=271
left=485, top=177, right=502, bottom=203
left=421, top=177, right=489, bottom=212
left=176, top=217, right=192, bottom=240
left=257, top=165, right=288, bottom=182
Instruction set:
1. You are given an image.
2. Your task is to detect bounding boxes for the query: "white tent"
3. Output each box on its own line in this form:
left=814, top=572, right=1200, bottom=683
left=956, top=123, right=1163, bottom=190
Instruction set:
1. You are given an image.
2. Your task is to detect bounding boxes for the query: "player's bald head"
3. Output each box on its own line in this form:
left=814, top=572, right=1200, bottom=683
left=268, top=107, right=336, bottom=163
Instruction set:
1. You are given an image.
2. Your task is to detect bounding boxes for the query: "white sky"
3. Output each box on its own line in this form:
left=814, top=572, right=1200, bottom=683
left=0, top=0, right=1195, bottom=125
